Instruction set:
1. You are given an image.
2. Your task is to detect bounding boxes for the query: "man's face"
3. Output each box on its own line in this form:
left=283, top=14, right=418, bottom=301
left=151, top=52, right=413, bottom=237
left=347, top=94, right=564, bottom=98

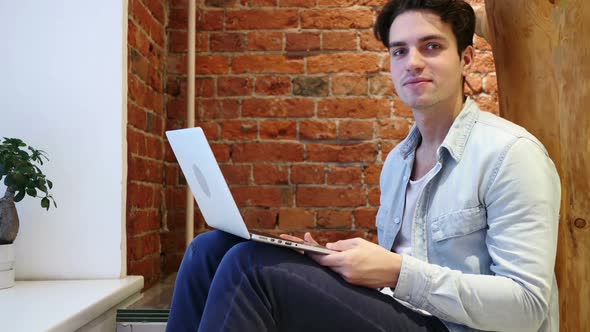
left=388, top=10, right=473, bottom=110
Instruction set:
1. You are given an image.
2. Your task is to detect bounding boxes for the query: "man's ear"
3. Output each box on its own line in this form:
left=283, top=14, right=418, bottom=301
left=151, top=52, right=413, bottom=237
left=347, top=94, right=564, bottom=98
left=461, top=45, right=475, bottom=75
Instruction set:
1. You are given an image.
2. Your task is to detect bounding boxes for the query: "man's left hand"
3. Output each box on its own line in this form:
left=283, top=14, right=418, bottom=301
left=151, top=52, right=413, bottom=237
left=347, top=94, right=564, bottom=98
left=309, top=238, right=402, bottom=289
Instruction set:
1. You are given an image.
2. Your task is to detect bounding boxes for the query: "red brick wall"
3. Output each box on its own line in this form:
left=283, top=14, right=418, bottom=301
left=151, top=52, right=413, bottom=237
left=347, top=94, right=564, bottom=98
left=160, top=0, right=498, bottom=277
left=127, top=0, right=167, bottom=289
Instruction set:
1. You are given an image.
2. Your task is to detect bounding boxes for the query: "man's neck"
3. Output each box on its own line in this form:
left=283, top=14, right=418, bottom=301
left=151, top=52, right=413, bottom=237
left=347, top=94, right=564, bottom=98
left=412, top=94, right=465, bottom=150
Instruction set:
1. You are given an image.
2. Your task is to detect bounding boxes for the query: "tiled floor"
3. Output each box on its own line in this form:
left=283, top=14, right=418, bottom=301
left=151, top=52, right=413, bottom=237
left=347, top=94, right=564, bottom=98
left=129, top=273, right=176, bottom=309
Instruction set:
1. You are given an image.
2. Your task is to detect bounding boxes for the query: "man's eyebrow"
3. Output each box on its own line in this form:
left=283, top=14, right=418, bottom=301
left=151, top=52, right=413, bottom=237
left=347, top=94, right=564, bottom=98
left=388, top=34, right=446, bottom=48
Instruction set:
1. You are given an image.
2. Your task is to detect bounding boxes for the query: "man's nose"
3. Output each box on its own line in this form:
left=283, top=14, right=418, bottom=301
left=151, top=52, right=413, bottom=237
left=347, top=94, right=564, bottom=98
left=406, top=48, right=425, bottom=73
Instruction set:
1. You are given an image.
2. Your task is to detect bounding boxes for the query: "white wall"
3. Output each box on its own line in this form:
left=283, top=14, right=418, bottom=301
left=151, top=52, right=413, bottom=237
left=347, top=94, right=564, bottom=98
left=0, top=0, right=127, bottom=279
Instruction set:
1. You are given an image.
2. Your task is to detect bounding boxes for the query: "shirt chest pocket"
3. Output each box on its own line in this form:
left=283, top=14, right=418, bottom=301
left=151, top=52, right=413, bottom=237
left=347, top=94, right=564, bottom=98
left=430, top=206, right=487, bottom=242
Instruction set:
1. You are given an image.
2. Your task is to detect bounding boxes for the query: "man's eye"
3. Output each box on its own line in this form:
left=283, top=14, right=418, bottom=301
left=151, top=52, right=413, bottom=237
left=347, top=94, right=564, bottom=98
left=426, top=43, right=441, bottom=50
left=391, top=48, right=406, bottom=56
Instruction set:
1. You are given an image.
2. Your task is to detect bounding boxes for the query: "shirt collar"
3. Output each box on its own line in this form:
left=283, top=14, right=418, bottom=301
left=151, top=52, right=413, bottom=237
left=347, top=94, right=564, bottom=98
left=399, top=97, right=480, bottom=162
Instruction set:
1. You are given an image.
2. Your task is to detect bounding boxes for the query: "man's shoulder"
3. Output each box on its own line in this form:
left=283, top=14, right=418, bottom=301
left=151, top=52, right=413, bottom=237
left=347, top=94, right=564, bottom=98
left=471, top=110, right=547, bottom=153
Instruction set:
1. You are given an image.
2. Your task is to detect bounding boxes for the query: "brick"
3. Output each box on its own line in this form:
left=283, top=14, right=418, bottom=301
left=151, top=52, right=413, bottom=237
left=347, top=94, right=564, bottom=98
left=206, top=0, right=238, bottom=7
left=129, top=20, right=163, bottom=69
left=307, top=142, right=378, bottom=163
left=393, top=97, right=413, bottom=117
left=299, top=120, right=337, bottom=140
left=128, top=102, right=148, bottom=131
left=377, top=119, right=410, bottom=140
left=127, top=182, right=157, bottom=209
left=369, top=74, right=395, bottom=96
left=128, top=232, right=161, bottom=260
left=169, top=30, right=188, bottom=53
left=259, top=120, right=297, bottom=139
left=233, top=142, right=304, bottom=162
left=165, top=187, right=186, bottom=209
left=210, top=32, right=246, bottom=52
left=198, top=99, right=241, bottom=119
left=130, top=49, right=149, bottom=84
left=473, top=95, right=499, bottom=114
left=279, top=0, right=315, bottom=7
left=323, top=31, right=357, bottom=51
left=364, top=164, right=381, bottom=185
left=233, top=55, right=304, bottom=74
left=197, top=55, right=230, bottom=74
left=474, top=35, right=492, bottom=51
left=218, top=76, right=254, bottom=96
left=317, top=209, right=353, bottom=228
left=317, top=0, right=381, bottom=6
left=308, top=53, right=380, bottom=73
left=169, top=8, right=224, bottom=31
left=232, top=186, right=292, bottom=207
left=143, top=0, right=166, bottom=24
left=297, top=187, right=365, bottom=207
left=253, top=164, right=289, bottom=184
left=327, top=166, right=362, bottom=184
left=221, top=164, right=251, bottom=184
left=483, top=74, right=497, bottom=94
left=301, top=9, right=373, bottom=29
left=240, top=0, right=277, bottom=6
left=128, top=255, right=161, bottom=288
left=165, top=164, right=179, bottom=185
left=198, top=10, right=225, bottom=31
left=128, top=209, right=162, bottom=236
left=291, top=164, right=325, bottom=184
left=472, top=52, right=496, bottom=73
left=466, top=74, right=483, bottom=94
left=242, top=98, right=315, bottom=118
left=292, top=76, right=329, bottom=97
left=368, top=187, right=380, bottom=206
left=360, top=30, right=386, bottom=51
left=318, top=98, right=390, bottom=118
left=128, top=156, right=164, bottom=183
left=381, top=141, right=397, bottom=161
left=197, top=77, right=215, bottom=98
left=355, top=208, right=378, bottom=230
left=243, top=208, right=278, bottom=229
left=131, top=0, right=165, bottom=47
left=338, top=120, right=373, bottom=140
left=332, top=75, right=368, bottom=96
left=212, top=143, right=231, bottom=162
left=226, top=9, right=298, bottom=30
left=286, top=32, right=321, bottom=52
left=255, top=76, right=292, bottom=96
left=222, top=120, right=258, bottom=139
left=278, top=208, right=315, bottom=230
left=128, top=74, right=164, bottom=113
left=247, top=31, right=283, bottom=51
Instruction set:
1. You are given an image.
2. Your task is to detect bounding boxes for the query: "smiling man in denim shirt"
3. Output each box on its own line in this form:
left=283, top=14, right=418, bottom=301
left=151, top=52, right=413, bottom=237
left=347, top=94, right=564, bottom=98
left=167, top=1, right=561, bottom=331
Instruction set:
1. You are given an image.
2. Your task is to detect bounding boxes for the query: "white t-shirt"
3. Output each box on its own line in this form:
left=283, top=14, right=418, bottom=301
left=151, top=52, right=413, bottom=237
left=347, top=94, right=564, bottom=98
left=392, top=166, right=437, bottom=256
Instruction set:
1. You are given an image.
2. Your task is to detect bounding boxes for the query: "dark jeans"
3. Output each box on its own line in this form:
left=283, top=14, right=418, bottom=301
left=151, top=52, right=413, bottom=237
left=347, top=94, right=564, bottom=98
left=166, top=230, right=448, bottom=332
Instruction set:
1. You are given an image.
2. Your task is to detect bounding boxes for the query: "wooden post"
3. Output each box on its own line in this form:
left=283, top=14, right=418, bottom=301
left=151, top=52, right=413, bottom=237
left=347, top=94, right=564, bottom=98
left=485, top=1, right=590, bottom=330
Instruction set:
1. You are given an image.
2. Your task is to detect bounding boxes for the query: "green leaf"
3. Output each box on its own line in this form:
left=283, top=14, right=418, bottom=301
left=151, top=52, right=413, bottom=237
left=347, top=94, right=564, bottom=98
left=0, top=164, right=6, bottom=176
left=36, top=179, right=48, bottom=193
left=47, top=180, right=53, bottom=189
left=4, top=175, right=14, bottom=187
left=14, top=190, right=26, bottom=202
left=41, top=197, right=50, bottom=210
left=26, top=187, right=37, bottom=197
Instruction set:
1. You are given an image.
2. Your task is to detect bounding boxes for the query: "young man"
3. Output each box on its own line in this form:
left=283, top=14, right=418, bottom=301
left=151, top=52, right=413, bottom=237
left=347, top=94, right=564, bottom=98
left=166, top=1, right=561, bottom=331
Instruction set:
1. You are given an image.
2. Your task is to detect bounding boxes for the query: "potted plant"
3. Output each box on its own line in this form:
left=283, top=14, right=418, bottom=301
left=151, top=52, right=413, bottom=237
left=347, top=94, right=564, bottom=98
left=0, top=137, right=56, bottom=289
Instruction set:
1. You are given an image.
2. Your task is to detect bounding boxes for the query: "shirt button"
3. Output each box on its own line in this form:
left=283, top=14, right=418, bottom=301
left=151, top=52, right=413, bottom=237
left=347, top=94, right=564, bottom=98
left=394, top=217, right=400, bottom=223
left=405, top=295, right=411, bottom=300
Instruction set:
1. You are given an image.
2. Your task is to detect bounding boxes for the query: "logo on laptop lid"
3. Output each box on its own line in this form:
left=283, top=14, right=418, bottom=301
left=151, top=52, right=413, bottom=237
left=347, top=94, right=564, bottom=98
left=192, top=164, right=211, bottom=198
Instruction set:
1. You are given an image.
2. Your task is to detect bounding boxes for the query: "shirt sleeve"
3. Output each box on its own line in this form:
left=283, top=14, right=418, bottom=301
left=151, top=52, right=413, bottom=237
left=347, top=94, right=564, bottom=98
left=392, top=137, right=561, bottom=331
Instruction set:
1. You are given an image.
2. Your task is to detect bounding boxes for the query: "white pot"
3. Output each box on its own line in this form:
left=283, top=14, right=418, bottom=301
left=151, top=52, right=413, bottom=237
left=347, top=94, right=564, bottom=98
left=0, top=243, right=15, bottom=289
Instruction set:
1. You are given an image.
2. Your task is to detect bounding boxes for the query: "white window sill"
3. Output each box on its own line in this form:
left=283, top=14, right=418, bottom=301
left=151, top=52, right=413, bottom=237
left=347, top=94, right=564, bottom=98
left=0, top=276, right=144, bottom=332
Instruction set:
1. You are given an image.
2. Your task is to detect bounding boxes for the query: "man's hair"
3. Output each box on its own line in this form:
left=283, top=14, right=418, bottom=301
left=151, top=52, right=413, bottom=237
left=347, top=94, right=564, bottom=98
left=374, top=0, right=476, bottom=56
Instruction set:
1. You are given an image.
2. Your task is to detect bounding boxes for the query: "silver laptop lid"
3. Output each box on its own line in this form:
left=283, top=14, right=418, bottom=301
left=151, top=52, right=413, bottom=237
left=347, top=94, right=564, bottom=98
left=166, top=127, right=250, bottom=239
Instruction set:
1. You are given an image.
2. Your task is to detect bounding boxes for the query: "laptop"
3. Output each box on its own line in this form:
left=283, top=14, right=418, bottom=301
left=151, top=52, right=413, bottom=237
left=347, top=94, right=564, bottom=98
left=166, top=127, right=337, bottom=255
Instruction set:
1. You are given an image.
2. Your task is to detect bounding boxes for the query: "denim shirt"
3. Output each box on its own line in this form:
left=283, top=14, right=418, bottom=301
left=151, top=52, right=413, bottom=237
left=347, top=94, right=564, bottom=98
left=377, top=98, right=561, bottom=332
